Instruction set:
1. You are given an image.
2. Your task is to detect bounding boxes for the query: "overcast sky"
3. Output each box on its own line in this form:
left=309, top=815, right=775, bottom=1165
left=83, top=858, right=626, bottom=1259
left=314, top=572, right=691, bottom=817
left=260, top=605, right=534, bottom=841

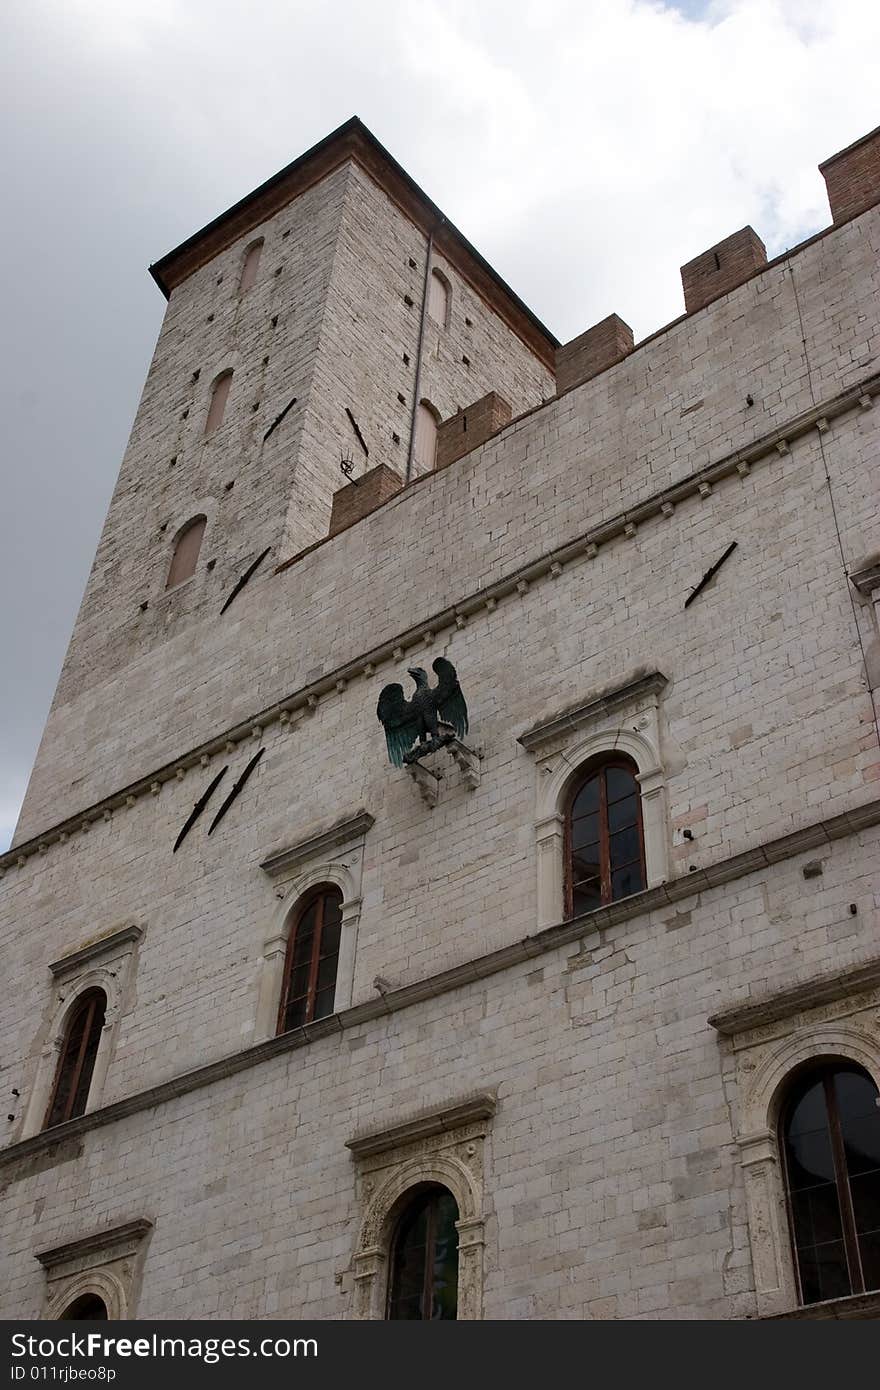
left=2, top=0, right=879, bottom=852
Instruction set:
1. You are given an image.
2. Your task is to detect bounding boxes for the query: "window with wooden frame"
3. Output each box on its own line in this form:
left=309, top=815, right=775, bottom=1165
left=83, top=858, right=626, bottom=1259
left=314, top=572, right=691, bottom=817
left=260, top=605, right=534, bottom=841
left=565, top=754, right=646, bottom=916
left=277, top=886, right=343, bottom=1033
left=165, top=515, right=206, bottom=589
left=387, top=1185, right=460, bottom=1320
left=780, top=1063, right=880, bottom=1306
left=44, top=989, right=107, bottom=1129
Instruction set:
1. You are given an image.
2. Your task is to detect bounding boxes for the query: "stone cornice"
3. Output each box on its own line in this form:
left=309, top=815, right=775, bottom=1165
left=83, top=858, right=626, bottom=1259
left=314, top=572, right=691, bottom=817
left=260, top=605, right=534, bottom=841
left=2, top=367, right=877, bottom=881
left=849, top=552, right=880, bottom=597
left=49, top=925, right=144, bottom=978
left=517, top=671, right=667, bottom=751
left=260, top=810, right=374, bottom=878
left=36, top=1219, right=153, bottom=1269
left=3, top=793, right=879, bottom=1176
left=345, top=1093, right=497, bottom=1160
left=708, top=956, right=880, bottom=1036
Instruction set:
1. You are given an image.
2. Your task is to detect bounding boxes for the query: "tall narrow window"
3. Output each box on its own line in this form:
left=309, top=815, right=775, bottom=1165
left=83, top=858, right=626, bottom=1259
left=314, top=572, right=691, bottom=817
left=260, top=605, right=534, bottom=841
left=414, top=401, right=438, bottom=475
left=781, top=1063, right=880, bottom=1306
left=239, top=239, right=263, bottom=294
left=205, top=369, right=233, bottom=435
left=565, top=755, right=645, bottom=916
left=428, top=269, right=450, bottom=328
left=44, top=989, right=106, bottom=1129
left=277, top=887, right=343, bottom=1033
left=388, top=1186, right=459, bottom=1320
left=165, top=515, right=206, bottom=589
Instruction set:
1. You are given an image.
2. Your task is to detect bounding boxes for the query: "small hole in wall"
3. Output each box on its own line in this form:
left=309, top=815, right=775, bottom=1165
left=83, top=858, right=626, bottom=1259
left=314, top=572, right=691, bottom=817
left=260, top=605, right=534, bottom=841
left=404, top=294, right=414, bottom=307
left=282, top=229, right=290, bottom=238
left=206, top=559, right=216, bottom=571
left=397, top=392, right=406, bottom=405
left=392, top=432, right=400, bottom=444
left=271, top=315, right=278, bottom=328
left=402, top=352, right=410, bottom=366
left=462, top=355, right=470, bottom=366
left=465, top=316, right=473, bottom=327
left=181, top=409, right=189, bottom=420
left=224, top=480, right=235, bottom=491
left=169, top=456, right=177, bottom=468
left=274, top=266, right=282, bottom=277
left=251, top=401, right=260, bottom=412
left=262, top=355, right=269, bottom=366
left=216, top=275, right=224, bottom=285
left=192, top=368, right=201, bottom=382
left=159, top=521, right=168, bottom=533
left=206, top=313, right=214, bottom=323
left=139, top=601, right=149, bottom=612
left=408, top=257, right=417, bottom=269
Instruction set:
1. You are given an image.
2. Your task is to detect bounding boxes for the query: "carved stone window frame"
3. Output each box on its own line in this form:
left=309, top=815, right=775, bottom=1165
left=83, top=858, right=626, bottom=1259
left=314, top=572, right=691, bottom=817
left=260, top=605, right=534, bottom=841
left=256, top=811, right=373, bottom=1040
left=709, top=957, right=880, bottom=1318
left=518, top=672, right=670, bottom=927
left=37, top=1218, right=152, bottom=1320
left=21, top=926, right=144, bottom=1140
left=346, top=1093, right=495, bottom=1320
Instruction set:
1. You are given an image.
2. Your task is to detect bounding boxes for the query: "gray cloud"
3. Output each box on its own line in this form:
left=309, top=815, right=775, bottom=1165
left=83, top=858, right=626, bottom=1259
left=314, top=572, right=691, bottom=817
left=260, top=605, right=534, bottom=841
left=2, top=0, right=879, bottom=848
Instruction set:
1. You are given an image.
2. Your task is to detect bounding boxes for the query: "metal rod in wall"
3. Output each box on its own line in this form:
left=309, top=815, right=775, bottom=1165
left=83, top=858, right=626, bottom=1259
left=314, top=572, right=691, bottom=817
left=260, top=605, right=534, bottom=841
left=405, top=221, right=441, bottom=483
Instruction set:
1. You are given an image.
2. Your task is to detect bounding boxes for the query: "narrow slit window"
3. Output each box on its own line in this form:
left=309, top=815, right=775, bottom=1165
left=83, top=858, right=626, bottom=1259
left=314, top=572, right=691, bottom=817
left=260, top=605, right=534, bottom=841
left=239, top=240, right=263, bottom=294
left=165, top=515, right=206, bottom=589
left=205, top=370, right=233, bottom=435
left=428, top=270, right=450, bottom=329
left=44, top=989, right=106, bottom=1129
left=414, top=401, right=438, bottom=475
left=277, top=887, right=343, bottom=1033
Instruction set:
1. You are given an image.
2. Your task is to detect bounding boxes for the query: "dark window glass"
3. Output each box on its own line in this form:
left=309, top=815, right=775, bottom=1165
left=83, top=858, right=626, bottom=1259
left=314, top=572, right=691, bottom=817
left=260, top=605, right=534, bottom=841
left=278, top=888, right=343, bottom=1033
left=781, top=1064, right=880, bottom=1305
left=60, top=1294, right=108, bottom=1320
left=44, top=990, right=106, bottom=1130
left=565, top=758, right=645, bottom=917
left=388, top=1187, right=459, bottom=1320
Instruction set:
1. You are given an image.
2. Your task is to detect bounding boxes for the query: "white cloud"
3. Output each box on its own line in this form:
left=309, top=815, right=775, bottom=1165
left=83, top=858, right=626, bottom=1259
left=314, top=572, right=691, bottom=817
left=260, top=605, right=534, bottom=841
left=2, top=0, right=879, bottom=843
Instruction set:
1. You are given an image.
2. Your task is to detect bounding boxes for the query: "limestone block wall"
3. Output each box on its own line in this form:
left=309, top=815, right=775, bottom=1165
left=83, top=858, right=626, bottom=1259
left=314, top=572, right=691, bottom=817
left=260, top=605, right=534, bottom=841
left=0, top=829, right=876, bottom=1320
left=13, top=200, right=880, bottom=847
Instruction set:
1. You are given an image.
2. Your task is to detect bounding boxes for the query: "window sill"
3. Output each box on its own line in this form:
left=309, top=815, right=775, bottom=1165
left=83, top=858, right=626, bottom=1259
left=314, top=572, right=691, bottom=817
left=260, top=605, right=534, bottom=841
left=761, top=1290, right=880, bottom=1319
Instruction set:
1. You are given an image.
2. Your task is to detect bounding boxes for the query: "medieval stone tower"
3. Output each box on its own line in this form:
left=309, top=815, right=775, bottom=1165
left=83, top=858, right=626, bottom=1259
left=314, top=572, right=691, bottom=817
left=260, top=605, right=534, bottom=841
left=2, top=118, right=880, bottom=1321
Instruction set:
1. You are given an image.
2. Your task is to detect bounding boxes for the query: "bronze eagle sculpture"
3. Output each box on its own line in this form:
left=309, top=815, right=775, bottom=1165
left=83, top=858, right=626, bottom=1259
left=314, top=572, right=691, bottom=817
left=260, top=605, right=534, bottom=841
left=377, top=658, right=469, bottom=767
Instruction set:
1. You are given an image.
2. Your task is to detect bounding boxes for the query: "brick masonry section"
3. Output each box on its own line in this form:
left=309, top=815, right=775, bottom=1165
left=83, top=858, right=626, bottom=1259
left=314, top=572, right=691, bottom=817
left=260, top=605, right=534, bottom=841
left=329, top=463, right=403, bottom=536
left=436, top=391, right=512, bottom=470
left=820, top=124, right=880, bottom=225
left=555, top=314, right=634, bottom=394
left=680, top=226, right=767, bottom=315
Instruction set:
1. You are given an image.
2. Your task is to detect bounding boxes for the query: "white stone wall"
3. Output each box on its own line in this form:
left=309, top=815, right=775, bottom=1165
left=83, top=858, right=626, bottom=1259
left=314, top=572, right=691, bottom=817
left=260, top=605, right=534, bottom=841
left=1, top=170, right=879, bottom=1321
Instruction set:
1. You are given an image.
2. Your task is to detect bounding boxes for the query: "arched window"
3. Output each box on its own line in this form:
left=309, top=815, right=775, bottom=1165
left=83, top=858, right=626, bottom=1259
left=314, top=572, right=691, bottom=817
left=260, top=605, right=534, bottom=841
left=387, top=1186, right=459, bottom=1320
left=565, top=755, right=645, bottom=916
left=413, top=401, right=439, bottom=475
left=204, top=369, right=233, bottom=435
left=60, top=1294, right=108, bottom=1320
left=44, top=989, right=106, bottom=1129
left=239, top=239, right=263, bottom=294
left=780, top=1063, right=880, bottom=1306
left=165, top=515, right=206, bottom=589
left=428, top=269, right=450, bottom=329
left=277, top=886, right=343, bottom=1033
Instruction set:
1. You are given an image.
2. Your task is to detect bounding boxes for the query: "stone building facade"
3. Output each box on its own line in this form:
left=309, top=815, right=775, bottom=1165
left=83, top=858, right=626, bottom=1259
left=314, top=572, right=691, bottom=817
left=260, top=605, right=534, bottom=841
left=2, top=117, right=880, bottom=1320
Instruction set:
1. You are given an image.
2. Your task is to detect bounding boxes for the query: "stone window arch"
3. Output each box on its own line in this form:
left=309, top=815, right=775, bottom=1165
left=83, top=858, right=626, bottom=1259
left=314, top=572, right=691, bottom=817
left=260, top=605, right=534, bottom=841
left=520, top=673, right=669, bottom=929
left=38, top=1220, right=152, bottom=1321
left=165, top=514, right=206, bottom=589
left=709, top=960, right=880, bottom=1317
left=44, top=988, right=106, bottom=1130
left=239, top=238, right=263, bottom=294
left=348, top=1093, right=493, bottom=1320
left=428, top=268, right=451, bottom=329
left=60, top=1293, right=108, bottom=1320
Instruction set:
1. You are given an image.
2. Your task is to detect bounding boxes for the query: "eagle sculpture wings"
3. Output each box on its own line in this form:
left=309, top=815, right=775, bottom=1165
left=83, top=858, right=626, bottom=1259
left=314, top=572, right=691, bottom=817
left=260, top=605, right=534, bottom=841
left=376, top=657, right=469, bottom=767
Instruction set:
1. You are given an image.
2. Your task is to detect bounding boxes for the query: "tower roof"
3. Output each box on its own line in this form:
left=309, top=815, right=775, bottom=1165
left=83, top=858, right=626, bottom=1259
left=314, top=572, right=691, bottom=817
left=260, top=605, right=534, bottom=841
left=149, top=116, right=559, bottom=367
